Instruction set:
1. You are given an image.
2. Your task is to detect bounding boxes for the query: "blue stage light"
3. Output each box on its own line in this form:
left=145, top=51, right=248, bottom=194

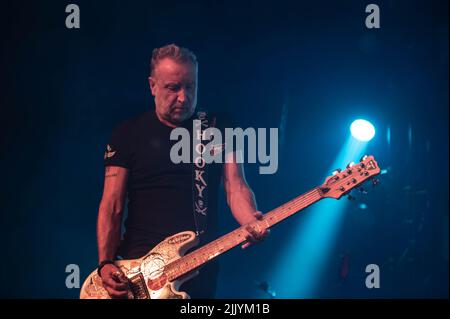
left=350, top=119, right=375, bottom=142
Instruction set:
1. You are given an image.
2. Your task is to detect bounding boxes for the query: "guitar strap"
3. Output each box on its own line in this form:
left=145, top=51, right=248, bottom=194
left=191, top=109, right=216, bottom=236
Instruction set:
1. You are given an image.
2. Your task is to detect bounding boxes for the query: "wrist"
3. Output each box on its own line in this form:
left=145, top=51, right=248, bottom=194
left=97, top=259, right=115, bottom=277
left=241, top=211, right=260, bottom=225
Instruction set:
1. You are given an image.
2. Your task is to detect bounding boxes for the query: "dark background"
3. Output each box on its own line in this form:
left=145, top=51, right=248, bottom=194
left=0, top=0, right=448, bottom=298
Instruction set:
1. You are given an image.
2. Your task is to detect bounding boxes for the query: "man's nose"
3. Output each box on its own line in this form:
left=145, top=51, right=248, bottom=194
left=177, top=89, right=187, bottom=104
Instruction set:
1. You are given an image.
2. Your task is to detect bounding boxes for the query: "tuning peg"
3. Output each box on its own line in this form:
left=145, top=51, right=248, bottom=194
left=346, top=162, right=355, bottom=169
left=332, top=168, right=342, bottom=175
left=360, top=155, right=368, bottom=162
left=372, top=178, right=380, bottom=187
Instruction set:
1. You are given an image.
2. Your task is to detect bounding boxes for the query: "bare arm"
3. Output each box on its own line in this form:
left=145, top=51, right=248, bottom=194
left=96, top=166, right=130, bottom=298
left=223, top=152, right=269, bottom=249
left=223, top=152, right=258, bottom=226
left=97, top=166, right=129, bottom=263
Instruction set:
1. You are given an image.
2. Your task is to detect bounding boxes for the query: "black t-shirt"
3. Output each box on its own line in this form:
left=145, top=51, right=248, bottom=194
left=104, top=110, right=230, bottom=260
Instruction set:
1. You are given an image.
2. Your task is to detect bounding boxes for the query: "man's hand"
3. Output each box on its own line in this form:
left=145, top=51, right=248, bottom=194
left=100, top=264, right=130, bottom=299
left=241, top=211, right=270, bottom=249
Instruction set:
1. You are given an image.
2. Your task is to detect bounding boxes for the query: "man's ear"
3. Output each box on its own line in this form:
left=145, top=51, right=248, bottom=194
left=149, top=76, right=156, bottom=96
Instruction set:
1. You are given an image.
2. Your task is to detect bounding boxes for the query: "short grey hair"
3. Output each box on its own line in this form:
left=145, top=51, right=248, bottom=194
left=150, top=44, right=198, bottom=76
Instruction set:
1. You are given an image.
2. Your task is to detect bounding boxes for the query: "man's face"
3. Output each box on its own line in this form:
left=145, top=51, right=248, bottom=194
left=149, top=58, right=198, bottom=126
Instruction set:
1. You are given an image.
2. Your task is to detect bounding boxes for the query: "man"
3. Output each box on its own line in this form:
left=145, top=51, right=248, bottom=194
left=97, top=44, right=267, bottom=299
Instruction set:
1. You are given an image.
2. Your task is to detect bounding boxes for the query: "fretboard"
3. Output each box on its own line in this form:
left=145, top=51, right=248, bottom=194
left=165, top=187, right=323, bottom=281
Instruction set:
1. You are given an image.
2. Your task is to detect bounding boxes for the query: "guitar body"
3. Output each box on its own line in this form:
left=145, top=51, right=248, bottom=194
left=80, top=231, right=199, bottom=299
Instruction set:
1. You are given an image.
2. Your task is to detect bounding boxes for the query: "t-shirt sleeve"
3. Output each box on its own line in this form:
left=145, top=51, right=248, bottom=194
left=103, top=123, right=132, bottom=168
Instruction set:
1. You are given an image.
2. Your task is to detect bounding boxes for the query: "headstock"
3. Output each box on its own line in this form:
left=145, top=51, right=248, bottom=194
left=319, top=155, right=381, bottom=199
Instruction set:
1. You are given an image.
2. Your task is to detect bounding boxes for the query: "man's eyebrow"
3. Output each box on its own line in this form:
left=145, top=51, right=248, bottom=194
left=163, top=81, right=195, bottom=88
left=163, top=82, right=179, bottom=87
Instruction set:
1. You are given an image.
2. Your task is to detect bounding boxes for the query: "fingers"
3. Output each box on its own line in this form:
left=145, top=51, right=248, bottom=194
left=245, top=225, right=257, bottom=241
left=104, top=275, right=128, bottom=290
left=241, top=225, right=270, bottom=249
left=246, top=225, right=269, bottom=241
left=113, top=270, right=129, bottom=284
left=240, top=211, right=270, bottom=249
left=262, top=229, right=270, bottom=237
left=103, top=276, right=129, bottom=298
left=254, top=211, right=264, bottom=220
left=101, top=266, right=129, bottom=299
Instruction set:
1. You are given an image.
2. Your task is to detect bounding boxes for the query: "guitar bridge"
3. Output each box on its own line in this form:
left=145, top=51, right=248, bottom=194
left=129, top=273, right=150, bottom=299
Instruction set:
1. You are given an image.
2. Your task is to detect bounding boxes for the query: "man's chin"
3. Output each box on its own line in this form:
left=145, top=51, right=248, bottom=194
left=169, top=113, right=188, bottom=124
left=171, top=110, right=193, bottom=123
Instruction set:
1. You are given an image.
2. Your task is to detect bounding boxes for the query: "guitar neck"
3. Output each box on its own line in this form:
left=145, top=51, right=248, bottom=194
left=166, top=187, right=323, bottom=281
